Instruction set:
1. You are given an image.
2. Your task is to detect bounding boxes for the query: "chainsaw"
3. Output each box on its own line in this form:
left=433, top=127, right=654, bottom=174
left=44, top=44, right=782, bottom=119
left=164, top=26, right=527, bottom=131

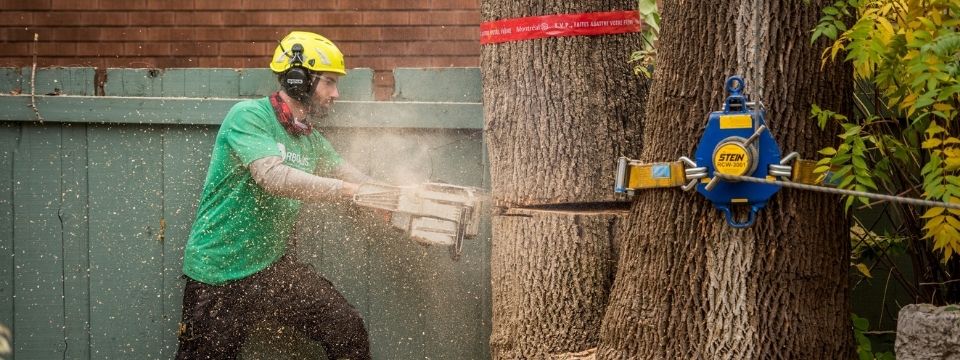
left=353, top=182, right=487, bottom=260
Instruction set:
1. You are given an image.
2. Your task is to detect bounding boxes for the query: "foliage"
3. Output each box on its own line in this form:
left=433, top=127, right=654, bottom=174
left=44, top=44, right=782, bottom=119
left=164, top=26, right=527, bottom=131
left=630, top=0, right=661, bottom=78
left=813, top=0, right=960, bottom=263
left=852, top=313, right=896, bottom=360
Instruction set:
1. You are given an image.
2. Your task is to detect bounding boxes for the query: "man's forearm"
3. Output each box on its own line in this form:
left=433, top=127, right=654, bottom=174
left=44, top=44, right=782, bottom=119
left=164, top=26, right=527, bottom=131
left=249, top=156, right=352, bottom=202
left=333, top=162, right=375, bottom=184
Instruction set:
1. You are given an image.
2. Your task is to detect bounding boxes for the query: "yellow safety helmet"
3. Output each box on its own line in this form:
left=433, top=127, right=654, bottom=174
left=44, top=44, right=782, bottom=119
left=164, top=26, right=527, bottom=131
left=270, top=31, right=346, bottom=75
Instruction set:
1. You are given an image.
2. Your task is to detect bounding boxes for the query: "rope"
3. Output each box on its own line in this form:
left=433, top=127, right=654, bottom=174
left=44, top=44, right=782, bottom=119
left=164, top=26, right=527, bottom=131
left=716, top=173, right=960, bottom=210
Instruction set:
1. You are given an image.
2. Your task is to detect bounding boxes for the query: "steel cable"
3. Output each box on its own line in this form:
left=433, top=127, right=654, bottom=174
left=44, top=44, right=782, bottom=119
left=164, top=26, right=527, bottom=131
left=716, top=173, right=960, bottom=210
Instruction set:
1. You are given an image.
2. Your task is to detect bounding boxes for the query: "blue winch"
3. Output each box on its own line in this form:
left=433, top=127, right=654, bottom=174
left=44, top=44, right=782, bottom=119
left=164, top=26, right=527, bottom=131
left=692, top=76, right=781, bottom=227
left=614, top=76, right=794, bottom=228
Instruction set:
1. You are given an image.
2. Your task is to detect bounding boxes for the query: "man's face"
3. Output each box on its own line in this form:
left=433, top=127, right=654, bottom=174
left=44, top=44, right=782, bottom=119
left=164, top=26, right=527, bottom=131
left=306, top=72, right=340, bottom=120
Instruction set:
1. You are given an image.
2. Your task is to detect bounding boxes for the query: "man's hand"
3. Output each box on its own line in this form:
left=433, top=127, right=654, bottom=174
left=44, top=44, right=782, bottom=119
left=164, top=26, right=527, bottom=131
left=348, top=182, right=395, bottom=224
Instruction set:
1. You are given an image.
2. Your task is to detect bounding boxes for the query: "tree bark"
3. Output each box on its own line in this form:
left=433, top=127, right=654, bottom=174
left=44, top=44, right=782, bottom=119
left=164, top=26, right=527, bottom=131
left=490, top=211, right=619, bottom=359
left=480, top=1, right=647, bottom=359
left=597, top=1, right=854, bottom=359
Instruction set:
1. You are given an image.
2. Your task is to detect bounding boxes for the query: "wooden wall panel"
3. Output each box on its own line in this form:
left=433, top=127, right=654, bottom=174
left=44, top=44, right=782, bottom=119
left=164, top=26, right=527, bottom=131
left=87, top=125, right=165, bottom=358
left=12, top=124, right=67, bottom=359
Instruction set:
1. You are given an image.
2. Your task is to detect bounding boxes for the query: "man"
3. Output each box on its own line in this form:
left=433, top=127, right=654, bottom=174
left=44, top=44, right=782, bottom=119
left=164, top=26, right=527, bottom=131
left=176, top=31, right=373, bottom=360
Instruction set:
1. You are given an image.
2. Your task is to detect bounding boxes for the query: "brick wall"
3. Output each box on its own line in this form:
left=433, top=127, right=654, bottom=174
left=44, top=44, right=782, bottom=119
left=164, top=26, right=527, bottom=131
left=0, top=0, right=481, bottom=99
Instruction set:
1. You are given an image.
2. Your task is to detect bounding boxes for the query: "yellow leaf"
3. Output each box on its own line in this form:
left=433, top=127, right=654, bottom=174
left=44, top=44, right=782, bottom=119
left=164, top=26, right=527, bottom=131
left=946, top=158, right=960, bottom=172
left=945, top=224, right=960, bottom=239
left=946, top=215, right=960, bottom=229
left=923, top=138, right=943, bottom=149
left=927, top=121, right=946, bottom=135
left=876, top=16, right=895, bottom=43
left=854, top=263, right=873, bottom=278
left=902, top=93, right=918, bottom=112
left=934, top=232, right=948, bottom=248
left=934, top=103, right=954, bottom=113
left=830, top=41, right=845, bottom=61
left=925, top=215, right=946, bottom=231
left=879, top=3, right=893, bottom=16
left=923, top=207, right=946, bottom=219
left=931, top=8, right=943, bottom=25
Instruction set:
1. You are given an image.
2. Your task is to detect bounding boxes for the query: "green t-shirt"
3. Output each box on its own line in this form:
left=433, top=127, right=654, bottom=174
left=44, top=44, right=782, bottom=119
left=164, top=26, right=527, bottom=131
left=182, top=97, right=343, bottom=285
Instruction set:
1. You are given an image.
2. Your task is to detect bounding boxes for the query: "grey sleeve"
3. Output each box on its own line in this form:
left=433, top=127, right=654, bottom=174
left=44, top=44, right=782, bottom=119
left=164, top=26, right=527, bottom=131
left=333, top=161, right=375, bottom=184
left=249, top=156, right=346, bottom=202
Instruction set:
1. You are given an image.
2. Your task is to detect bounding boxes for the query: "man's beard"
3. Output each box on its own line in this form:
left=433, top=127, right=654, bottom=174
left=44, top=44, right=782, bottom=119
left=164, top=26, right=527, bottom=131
left=304, top=101, right=331, bottom=127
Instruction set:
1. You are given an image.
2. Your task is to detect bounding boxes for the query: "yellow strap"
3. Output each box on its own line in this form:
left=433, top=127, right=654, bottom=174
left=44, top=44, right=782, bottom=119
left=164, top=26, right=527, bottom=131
left=626, top=161, right=687, bottom=189
left=791, top=159, right=838, bottom=186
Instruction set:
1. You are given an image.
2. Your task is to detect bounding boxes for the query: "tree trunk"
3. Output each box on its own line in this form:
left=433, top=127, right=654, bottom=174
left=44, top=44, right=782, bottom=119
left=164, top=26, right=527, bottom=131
left=597, top=1, right=854, bottom=359
left=480, top=1, right=647, bottom=358
left=490, top=211, right=619, bottom=359
left=480, top=1, right=646, bottom=208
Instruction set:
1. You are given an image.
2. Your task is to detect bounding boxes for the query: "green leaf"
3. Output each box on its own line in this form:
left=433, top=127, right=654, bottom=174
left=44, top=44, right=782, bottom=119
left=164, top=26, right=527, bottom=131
left=852, top=156, right=868, bottom=170
left=916, top=91, right=938, bottom=109
left=843, top=125, right=863, bottom=137
left=823, top=25, right=838, bottom=40
left=852, top=312, right=869, bottom=330
left=858, top=175, right=878, bottom=190
left=845, top=194, right=856, bottom=211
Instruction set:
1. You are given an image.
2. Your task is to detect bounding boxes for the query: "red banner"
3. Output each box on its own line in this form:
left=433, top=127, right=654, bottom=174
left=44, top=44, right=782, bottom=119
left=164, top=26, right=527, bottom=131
left=480, top=10, right=643, bottom=45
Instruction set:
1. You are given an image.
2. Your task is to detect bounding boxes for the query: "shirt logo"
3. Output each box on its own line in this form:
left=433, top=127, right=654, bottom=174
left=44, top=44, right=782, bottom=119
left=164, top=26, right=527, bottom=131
left=277, top=143, right=309, bottom=168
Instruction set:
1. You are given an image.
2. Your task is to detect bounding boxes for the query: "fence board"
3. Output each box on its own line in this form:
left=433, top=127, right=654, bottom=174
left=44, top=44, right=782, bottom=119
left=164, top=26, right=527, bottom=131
left=23, top=67, right=95, bottom=96
left=61, top=124, right=91, bottom=360
left=393, top=67, right=481, bottom=102
left=237, top=69, right=279, bottom=98
left=12, top=124, right=67, bottom=359
left=158, top=125, right=216, bottom=359
left=104, top=69, right=162, bottom=97
left=160, top=69, right=241, bottom=98
left=87, top=125, right=165, bottom=359
left=0, top=68, right=22, bottom=95
left=0, top=124, right=18, bottom=346
left=410, top=130, right=488, bottom=359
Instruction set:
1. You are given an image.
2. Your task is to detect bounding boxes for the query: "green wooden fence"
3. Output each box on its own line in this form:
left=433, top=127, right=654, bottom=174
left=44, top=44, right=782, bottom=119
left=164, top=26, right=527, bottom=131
left=0, top=67, right=490, bottom=359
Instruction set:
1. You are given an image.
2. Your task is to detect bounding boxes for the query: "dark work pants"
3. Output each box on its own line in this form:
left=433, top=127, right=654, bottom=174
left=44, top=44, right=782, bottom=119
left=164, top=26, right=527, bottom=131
left=175, top=256, right=370, bottom=360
